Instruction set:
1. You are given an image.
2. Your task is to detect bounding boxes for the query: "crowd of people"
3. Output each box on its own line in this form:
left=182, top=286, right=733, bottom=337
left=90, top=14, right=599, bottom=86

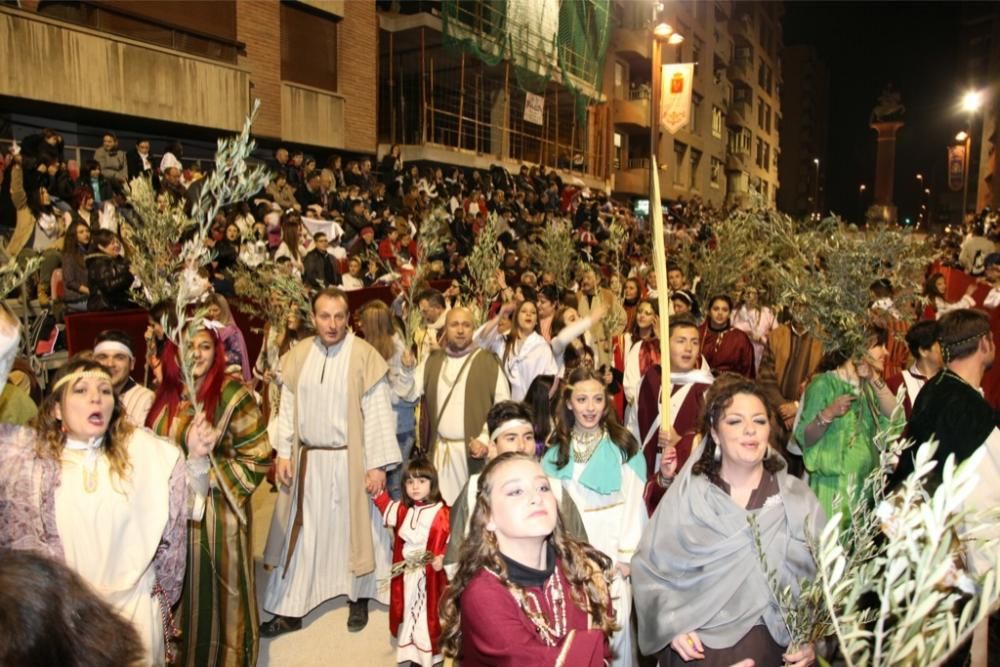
left=0, top=126, right=999, bottom=667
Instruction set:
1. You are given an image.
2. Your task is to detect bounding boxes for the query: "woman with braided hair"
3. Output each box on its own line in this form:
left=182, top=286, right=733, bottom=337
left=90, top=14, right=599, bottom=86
left=439, top=452, right=616, bottom=666
left=0, top=356, right=216, bottom=665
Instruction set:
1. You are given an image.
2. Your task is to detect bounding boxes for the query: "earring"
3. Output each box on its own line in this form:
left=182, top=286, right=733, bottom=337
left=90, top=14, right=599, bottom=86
left=59, top=421, right=67, bottom=434
left=713, top=444, right=722, bottom=462
left=764, top=445, right=774, bottom=461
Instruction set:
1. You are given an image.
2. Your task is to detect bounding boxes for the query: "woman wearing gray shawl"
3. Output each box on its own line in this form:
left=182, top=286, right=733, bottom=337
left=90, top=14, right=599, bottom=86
left=632, top=376, right=825, bottom=666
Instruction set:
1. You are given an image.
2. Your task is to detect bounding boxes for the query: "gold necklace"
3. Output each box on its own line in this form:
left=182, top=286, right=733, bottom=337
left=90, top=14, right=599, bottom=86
left=571, top=428, right=605, bottom=464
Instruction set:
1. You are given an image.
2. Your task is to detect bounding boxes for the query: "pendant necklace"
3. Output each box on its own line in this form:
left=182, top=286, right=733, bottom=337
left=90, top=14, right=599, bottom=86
left=571, top=427, right=605, bottom=464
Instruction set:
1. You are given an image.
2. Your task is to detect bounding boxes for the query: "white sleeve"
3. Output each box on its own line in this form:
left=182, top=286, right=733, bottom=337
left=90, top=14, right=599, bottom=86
left=551, top=316, right=594, bottom=357
left=275, top=383, right=296, bottom=459
left=473, top=323, right=505, bottom=355
left=616, top=463, right=648, bottom=564
left=985, top=288, right=1000, bottom=309
left=362, top=378, right=403, bottom=471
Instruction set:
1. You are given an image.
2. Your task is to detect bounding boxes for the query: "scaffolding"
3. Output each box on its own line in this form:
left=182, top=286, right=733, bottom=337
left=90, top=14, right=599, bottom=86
left=379, top=3, right=611, bottom=182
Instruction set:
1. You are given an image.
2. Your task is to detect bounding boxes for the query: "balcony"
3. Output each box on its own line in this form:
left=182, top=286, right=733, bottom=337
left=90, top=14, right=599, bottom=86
left=727, top=100, right=751, bottom=127
left=613, top=28, right=651, bottom=62
left=281, top=82, right=346, bottom=149
left=726, top=149, right=750, bottom=172
left=613, top=94, right=650, bottom=131
left=613, top=160, right=670, bottom=196
left=0, top=6, right=250, bottom=131
left=729, top=57, right=753, bottom=85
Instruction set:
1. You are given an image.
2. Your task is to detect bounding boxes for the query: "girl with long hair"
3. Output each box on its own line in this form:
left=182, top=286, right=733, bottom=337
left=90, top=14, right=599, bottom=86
left=922, top=271, right=977, bottom=320
left=372, top=458, right=449, bottom=667
left=623, top=298, right=660, bottom=435
left=699, top=294, right=756, bottom=378
left=541, top=367, right=646, bottom=667
left=0, top=356, right=215, bottom=665
left=440, top=452, right=616, bottom=666
left=731, top=286, right=777, bottom=372
left=632, top=376, right=822, bottom=667
left=147, top=328, right=271, bottom=667
left=474, top=298, right=558, bottom=401
left=274, top=212, right=305, bottom=275
left=253, top=297, right=311, bottom=421
left=204, top=293, right=252, bottom=381
left=357, top=299, right=418, bottom=500
left=61, top=219, right=91, bottom=312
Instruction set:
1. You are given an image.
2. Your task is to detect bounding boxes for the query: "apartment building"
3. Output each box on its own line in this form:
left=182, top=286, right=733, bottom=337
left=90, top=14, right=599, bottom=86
left=0, top=1, right=376, bottom=154
left=608, top=0, right=782, bottom=208
left=777, top=44, right=829, bottom=219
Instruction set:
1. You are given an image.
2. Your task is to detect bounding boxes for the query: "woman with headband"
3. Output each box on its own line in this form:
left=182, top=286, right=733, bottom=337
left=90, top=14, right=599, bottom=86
left=148, top=325, right=271, bottom=667
left=0, top=356, right=217, bottom=665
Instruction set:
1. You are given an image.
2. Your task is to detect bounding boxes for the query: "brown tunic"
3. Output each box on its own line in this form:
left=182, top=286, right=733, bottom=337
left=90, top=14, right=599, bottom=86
left=656, top=471, right=786, bottom=667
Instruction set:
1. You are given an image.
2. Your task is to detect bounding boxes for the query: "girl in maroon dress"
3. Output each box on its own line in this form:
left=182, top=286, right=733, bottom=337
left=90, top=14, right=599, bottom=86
left=440, top=453, right=616, bottom=666
left=700, top=295, right=756, bottom=378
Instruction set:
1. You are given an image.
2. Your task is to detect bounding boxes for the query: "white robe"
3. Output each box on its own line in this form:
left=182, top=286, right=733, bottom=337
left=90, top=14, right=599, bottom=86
left=264, top=335, right=399, bottom=616
left=473, top=328, right=558, bottom=401
left=56, top=431, right=180, bottom=666
left=121, top=383, right=155, bottom=428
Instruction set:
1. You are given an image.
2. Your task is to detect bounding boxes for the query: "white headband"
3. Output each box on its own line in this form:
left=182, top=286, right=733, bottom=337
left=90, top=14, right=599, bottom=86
left=93, top=340, right=133, bottom=359
left=489, top=419, right=534, bottom=442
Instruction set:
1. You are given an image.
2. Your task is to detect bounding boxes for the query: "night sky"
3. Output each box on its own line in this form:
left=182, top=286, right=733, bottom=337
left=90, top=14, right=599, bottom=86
left=783, top=1, right=979, bottom=224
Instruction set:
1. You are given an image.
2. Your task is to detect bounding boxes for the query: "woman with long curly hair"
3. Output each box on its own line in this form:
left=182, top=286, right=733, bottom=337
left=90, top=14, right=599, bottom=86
left=147, top=328, right=271, bottom=667
left=540, top=366, right=646, bottom=667
left=440, top=452, right=616, bottom=665
left=632, top=375, right=823, bottom=667
left=0, top=356, right=215, bottom=665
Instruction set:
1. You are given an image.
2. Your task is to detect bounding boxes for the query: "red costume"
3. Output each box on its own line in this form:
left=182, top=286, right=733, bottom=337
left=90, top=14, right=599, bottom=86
left=459, top=561, right=610, bottom=666
left=636, top=363, right=711, bottom=514
left=373, top=492, right=450, bottom=660
left=699, top=323, right=756, bottom=378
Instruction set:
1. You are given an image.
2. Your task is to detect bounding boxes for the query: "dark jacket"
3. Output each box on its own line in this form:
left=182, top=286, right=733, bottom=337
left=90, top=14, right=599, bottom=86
left=126, top=149, right=158, bottom=190
left=302, top=248, right=342, bottom=290
left=84, top=253, right=133, bottom=311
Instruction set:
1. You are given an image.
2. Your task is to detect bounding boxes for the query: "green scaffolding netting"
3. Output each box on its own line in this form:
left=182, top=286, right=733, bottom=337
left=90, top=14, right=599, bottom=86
left=441, top=0, right=611, bottom=121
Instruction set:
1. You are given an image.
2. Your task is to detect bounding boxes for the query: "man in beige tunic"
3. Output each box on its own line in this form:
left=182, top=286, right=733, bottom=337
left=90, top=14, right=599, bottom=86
left=261, top=288, right=400, bottom=635
left=404, top=307, right=509, bottom=505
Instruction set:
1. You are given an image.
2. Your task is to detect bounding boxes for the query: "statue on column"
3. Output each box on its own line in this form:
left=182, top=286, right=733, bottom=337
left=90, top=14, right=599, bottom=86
left=869, top=85, right=906, bottom=224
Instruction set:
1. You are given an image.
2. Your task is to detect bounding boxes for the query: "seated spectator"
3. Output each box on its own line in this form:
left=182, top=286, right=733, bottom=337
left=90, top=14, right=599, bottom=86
left=61, top=220, right=91, bottom=312
left=295, top=170, right=323, bottom=212
left=159, top=140, right=184, bottom=174
left=85, top=229, right=134, bottom=311
left=160, top=165, right=186, bottom=205
left=42, top=159, right=75, bottom=205
left=342, top=256, right=366, bottom=291
left=267, top=173, right=300, bottom=212
left=82, top=159, right=114, bottom=207
left=7, top=157, right=66, bottom=260
left=286, top=149, right=305, bottom=190
left=126, top=137, right=155, bottom=186
left=71, top=187, right=94, bottom=227
left=274, top=212, right=306, bottom=275
left=348, top=225, right=378, bottom=258
left=303, top=232, right=342, bottom=291
left=342, top=198, right=369, bottom=245
left=93, top=132, right=127, bottom=185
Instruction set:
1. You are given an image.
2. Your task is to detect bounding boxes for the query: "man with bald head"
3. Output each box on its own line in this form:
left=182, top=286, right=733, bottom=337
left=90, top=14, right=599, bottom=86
left=403, top=307, right=510, bottom=504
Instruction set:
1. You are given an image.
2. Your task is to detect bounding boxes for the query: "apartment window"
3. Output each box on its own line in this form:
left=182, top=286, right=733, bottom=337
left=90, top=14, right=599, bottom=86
left=673, top=141, right=687, bottom=185
left=735, top=45, right=752, bottom=66
left=764, top=104, right=772, bottom=134
left=757, top=97, right=765, bottom=129
left=729, top=127, right=751, bottom=154
left=690, top=149, right=702, bottom=189
left=712, top=106, right=724, bottom=138
left=762, top=144, right=770, bottom=171
left=758, top=58, right=766, bottom=88
left=755, top=137, right=765, bottom=168
left=693, top=38, right=703, bottom=75
left=281, top=2, right=339, bottom=92
left=614, top=61, right=626, bottom=99
left=710, top=157, right=722, bottom=188
left=613, top=133, right=623, bottom=170
left=691, top=94, right=702, bottom=132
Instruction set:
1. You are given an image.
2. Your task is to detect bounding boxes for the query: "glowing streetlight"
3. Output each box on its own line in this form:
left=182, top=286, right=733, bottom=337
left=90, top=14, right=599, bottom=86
left=667, top=33, right=684, bottom=45
left=956, top=130, right=969, bottom=142
left=653, top=22, right=674, bottom=39
left=962, top=90, right=983, bottom=113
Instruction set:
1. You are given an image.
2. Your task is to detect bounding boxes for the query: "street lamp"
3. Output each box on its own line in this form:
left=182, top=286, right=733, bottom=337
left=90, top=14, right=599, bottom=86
left=958, top=89, right=983, bottom=224
left=813, top=158, right=821, bottom=217
left=859, top=183, right=867, bottom=219
left=649, top=11, right=682, bottom=199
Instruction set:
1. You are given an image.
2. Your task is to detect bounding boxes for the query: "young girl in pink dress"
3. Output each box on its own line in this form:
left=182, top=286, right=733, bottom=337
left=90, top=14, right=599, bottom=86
left=373, top=458, right=451, bottom=667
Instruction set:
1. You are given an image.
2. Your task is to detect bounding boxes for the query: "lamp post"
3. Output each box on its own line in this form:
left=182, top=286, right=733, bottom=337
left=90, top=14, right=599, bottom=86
left=959, top=90, right=983, bottom=224
left=649, top=18, right=683, bottom=201
left=859, top=183, right=867, bottom=220
left=813, top=158, right=821, bottom=219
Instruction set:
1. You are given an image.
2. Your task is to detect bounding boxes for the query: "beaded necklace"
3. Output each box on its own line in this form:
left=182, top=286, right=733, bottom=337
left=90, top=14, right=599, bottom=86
left=571, top=428, right=605, bottom=464
left=499, top=567, right=569, bottom=646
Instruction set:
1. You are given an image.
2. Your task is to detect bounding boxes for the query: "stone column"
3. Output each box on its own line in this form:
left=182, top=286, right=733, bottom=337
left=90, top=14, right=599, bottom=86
left=869, top=120, right=904, bottom=224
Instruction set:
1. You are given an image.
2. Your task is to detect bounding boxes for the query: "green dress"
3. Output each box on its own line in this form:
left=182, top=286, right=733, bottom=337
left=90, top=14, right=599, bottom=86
left=794, top=372, right=884, bottom=523
left=152, top=378, right=271, bottom=667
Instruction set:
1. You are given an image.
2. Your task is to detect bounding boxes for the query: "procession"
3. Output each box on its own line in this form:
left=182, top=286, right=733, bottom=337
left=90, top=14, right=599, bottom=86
left=1, top=1, right=999, bottom=666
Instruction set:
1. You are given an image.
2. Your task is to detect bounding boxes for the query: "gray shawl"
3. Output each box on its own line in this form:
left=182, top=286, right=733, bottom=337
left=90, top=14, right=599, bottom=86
left=632, top=440, right=826, bottom=655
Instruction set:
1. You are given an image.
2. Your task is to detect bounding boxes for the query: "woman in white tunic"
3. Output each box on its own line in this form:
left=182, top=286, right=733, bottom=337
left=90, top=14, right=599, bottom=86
left=474, top=298, right=558, bottom=401
left=541, top=366, right=647, bottom=667
left=0, top=357, right=214, bottom=666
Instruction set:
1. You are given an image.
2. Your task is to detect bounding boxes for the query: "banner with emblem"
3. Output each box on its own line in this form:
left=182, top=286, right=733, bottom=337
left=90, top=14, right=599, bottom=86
left=524, top=92, right=545, bottom=125
left=947, top=144, right=966, bottom=192
left=660, top=63, right=695, bottom=134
